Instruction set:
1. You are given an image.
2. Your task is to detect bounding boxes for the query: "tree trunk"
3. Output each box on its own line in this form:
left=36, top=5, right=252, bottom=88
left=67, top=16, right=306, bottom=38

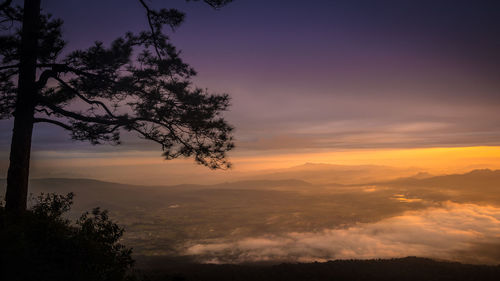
left=5, top=0, right=41, bottom=214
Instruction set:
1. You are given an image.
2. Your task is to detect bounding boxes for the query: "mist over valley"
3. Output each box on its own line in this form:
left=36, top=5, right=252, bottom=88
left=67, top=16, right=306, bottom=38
left=4, top=164, right=499, bottom=265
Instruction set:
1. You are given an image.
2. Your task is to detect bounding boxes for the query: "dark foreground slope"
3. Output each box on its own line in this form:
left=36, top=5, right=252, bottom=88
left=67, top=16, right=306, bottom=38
left=136, top=257, right=500, bottom=281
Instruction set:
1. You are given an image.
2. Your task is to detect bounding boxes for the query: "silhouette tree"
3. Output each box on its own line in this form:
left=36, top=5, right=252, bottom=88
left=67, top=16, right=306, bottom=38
left=0, top=193, right=135, bottom=281
left=0, top=0, right=234, bottom=214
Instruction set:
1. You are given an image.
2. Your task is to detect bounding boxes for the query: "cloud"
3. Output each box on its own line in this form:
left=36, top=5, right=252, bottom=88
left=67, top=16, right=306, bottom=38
left=186, top=202, right=500, bottom=264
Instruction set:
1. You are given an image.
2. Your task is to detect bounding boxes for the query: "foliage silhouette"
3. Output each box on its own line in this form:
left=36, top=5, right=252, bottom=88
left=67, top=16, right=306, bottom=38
left=0, top=0, right=234, bottom=213
left=0, top=192, right=135, bottom=281
left=135, top=257, right=500, bottom=281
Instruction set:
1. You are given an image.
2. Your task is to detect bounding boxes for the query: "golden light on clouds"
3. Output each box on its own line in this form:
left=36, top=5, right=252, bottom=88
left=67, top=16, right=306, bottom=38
left=186, top=202, right=500, bottom=264
left=18, top=146, right=500, bottom=185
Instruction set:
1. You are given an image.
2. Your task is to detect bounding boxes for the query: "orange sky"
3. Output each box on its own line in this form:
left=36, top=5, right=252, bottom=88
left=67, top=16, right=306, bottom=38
left=1, top=0, right=500, bottom=186
left=6, top=145, right=496, bottom=185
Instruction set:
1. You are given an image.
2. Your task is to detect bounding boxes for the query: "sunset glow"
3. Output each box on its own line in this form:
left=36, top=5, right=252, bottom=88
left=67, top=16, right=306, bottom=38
left=7, top=146, right=497, bottom=185
left=1, top=0, right=500, bottom=277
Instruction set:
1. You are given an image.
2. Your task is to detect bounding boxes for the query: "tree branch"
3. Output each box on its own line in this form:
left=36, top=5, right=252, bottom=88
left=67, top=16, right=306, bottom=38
left=37, top=63, right=122, bottom=86
left=52, top=76, right=117, bottom=118
left=34, top=117, right=72, bottom=131
left=0, top=64, right=18, bottom=70
left=0, top=0, right=12, bottom=10
left=36, top=69, right=56, bottom=89
left=203, top=0, right=232, bottom=9
left=138, top=0, right=163, bottom=59
left=35, top=107, right=53, bottom=116
left=40, top=98, right=191, bottom=149
left=39, top=98, right=120, bottom=125
left=38, top=63, right=168, bottom=105
left=0, top=0, right=16, bottom=28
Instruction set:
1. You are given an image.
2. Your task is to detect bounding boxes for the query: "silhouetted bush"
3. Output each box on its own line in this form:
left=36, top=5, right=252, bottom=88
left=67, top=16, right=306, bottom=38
left=0, top=193, right=135, bottom=281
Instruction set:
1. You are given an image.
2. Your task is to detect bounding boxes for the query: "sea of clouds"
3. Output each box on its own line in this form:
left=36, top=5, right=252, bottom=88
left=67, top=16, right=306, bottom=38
left=186, top=202, right=500, bottom=264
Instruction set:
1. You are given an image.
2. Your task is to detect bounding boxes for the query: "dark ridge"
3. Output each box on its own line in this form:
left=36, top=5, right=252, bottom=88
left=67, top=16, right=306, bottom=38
left=0, top=177, right=313, bottom=191
left=382, top=169, right=500, bottom=187
left=135, top=256, right=500, bottom=281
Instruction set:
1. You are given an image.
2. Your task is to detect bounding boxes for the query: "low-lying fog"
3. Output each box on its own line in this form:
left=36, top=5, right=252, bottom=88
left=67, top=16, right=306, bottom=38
left=187, top=202, right=500, bottom=264
left=2, top=164, right=499, bottom=264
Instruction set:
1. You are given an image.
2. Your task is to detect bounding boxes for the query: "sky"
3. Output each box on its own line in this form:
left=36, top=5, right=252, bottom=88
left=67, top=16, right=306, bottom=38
left=1, top=0, right=500, bottom=184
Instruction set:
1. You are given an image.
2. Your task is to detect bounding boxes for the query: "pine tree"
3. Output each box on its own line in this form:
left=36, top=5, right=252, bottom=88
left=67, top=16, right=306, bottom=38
left=0, top=0, right=234, bottom=214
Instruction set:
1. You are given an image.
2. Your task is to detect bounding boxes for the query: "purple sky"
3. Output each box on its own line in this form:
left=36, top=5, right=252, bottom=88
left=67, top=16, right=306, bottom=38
left=1, top=0, right=500, bottom=178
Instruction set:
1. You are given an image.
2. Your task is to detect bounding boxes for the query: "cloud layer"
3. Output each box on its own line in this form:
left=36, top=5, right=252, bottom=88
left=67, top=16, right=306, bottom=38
left=186, top=202, right=500, bottom=264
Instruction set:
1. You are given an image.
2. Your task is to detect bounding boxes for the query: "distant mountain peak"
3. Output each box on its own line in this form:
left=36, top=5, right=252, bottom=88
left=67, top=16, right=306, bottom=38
left=409, top=172, right=433, bottom=179
left=466, top=168, right=496, bottom=174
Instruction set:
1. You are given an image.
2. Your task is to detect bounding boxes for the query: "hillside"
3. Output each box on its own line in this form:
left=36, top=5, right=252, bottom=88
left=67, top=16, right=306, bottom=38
left=386, top=169, right=500, bottom=188
left=382, top=169, right=500, bottom=205
left=136, top=257, right=500, bottom=281
left=1, top=170, right=500, bottom=265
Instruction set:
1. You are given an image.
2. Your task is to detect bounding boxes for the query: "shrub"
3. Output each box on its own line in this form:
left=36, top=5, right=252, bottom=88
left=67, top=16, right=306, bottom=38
left=0, top=193, right=135, bottom=281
